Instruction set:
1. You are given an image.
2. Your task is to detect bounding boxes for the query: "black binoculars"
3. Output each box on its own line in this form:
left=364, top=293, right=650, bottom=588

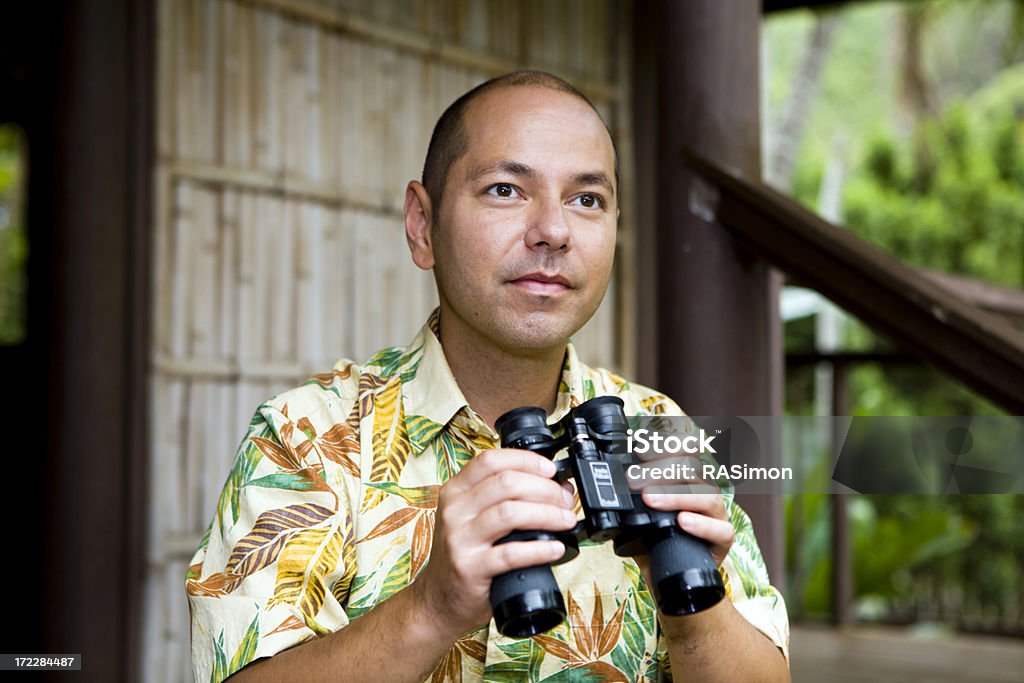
left=489, top=396, right=726, bottom=637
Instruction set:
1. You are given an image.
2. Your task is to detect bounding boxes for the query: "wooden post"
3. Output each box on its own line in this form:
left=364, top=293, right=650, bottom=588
left=39, top=0, right=153, bottom=679
left=637, top=0, right=784, bottom=581
left=832, top=360, right=853, bottom=626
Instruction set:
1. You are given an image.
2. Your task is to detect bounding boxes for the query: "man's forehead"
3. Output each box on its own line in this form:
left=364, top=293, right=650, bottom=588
left=458, top=86, right=616, bottom=177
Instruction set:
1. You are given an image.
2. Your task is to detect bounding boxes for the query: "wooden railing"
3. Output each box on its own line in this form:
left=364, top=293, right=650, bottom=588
left=685, top=152, right=1024, bottom=415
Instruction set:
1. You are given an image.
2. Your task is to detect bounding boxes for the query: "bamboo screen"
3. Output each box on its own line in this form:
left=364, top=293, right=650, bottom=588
left=146, top=0, right=634, bottom=679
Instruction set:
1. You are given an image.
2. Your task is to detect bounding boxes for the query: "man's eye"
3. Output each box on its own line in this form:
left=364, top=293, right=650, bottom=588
left=486, top=183, right=520, bottom=199
left=571, top=193, right=603, bottom=209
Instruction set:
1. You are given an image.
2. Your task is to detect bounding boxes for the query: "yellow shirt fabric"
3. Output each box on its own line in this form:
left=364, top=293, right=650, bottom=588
left=187, top=313, right=790, bottom=682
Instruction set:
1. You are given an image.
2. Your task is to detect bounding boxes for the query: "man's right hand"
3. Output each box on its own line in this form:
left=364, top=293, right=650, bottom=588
left=409, top=448, right=578, bottom=639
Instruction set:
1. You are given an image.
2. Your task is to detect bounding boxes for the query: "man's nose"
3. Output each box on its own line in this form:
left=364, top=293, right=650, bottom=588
left=524, top=196, right=571, bottom=252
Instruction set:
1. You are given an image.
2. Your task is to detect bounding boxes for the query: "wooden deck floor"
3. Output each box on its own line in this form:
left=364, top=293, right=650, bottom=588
left=790, top=625, right=1024, bottom=682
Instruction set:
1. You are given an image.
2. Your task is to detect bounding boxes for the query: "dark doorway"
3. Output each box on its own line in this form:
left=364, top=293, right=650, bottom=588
left=1, top=2, right=153, bottom=680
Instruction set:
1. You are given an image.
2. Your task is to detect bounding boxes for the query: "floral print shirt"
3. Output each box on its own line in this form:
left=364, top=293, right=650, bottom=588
left=187, top=313, right=790, bottom=682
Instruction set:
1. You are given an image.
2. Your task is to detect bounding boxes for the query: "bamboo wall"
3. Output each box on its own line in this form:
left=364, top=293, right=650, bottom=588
left=145, top=0, right=634, bottom=679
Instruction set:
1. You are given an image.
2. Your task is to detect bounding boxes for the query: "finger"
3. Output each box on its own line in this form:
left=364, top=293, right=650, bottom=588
left=466, top=469, right=574, bottom=513
left=472, top=500, right=578, bottom=545
left=452, top=448, right=556, bottom=490
left=442, top=471, right=572, bottom=531
left=641, top=491, right=727, bottom=520
left=678, top=512, right=735, bottom=551
left=480, top=539, right=567, bottom=578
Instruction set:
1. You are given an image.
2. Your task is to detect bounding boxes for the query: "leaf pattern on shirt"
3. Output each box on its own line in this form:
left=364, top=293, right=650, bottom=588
left=228, top=503, right=334, bottom=577
left=307, top=361, right=354, bottom=397
left=433, top=429, right=474, bottom=483
left=317, top=421, right=360, bottom=478
left=268, top=523, right=346, bottom=635
left=362, top=378, right=412, bottom=512
left=216, top=424, right=264, bottom=530
left=431, top=631, right=486, bottom=683
left=266, top=615, right=304, bottom=637
left=532, top=589, right=629, bottom=673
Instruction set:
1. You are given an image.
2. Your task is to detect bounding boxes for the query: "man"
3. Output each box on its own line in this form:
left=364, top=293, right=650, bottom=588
left=187, top=71, right=790, bottom=682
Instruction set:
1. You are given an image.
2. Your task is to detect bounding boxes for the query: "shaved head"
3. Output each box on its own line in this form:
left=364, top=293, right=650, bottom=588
left=421, top=71, right=618, bottom=220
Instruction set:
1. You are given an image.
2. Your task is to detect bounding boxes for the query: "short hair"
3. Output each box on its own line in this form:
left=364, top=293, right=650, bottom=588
left=421, top=71, right=618, bottom=220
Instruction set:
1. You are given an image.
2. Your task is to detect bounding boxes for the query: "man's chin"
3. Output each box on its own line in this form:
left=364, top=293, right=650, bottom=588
left=495, top=311, right=586, bottom=353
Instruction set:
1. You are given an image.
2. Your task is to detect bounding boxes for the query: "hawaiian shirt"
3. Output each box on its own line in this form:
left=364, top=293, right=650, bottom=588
left=187, top=312, right=790, bottom=682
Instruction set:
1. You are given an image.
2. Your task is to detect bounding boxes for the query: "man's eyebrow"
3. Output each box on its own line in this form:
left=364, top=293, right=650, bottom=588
left=466, top=159, right=537, bottom=182
left=468, top=161, right=616, bottom=197
left=573, top=171, right=615, bottom=197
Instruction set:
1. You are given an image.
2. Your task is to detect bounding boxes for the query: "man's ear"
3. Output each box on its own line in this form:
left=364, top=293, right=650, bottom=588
left=404, top=180, right=435, bottom=270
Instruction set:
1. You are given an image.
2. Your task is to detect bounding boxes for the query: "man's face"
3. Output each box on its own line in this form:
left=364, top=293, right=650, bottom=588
left=424, top=86, right=618, bottom=355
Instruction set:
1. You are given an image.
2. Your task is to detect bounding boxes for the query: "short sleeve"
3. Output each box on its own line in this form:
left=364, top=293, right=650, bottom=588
left=719, top=496, right=791, bottom=660
left=651, top=497, right=790, bottom=677
left=186, top=402, right=358, bottom=682
left=620, top=384, right=790, bottom=668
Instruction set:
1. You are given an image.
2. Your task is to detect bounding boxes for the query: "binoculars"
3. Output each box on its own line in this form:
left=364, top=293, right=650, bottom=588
left=489, top=396, right=726, bottom=637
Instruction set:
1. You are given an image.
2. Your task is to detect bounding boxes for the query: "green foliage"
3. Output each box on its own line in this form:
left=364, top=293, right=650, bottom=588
left=794, top=496, right=977, bottom=616
left=0, top=124, right=27, bottom=345
left=844, top=103, right=1024, bottom=289
left=770, top=1, right=1024, bottom=631
left=788, top=95, right=1024, bottom=621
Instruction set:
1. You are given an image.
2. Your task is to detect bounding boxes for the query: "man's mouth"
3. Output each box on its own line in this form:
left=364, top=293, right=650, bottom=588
left=509, top=272, right=572, bottom=296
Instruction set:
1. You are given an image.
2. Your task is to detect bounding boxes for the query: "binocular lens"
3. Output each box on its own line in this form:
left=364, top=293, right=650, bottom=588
left=646, top=527, right=726, bottom=615
left=573, top=396, right=629, bottom=437
left=654, top=567, right=727, bottom=615
left=495, top=407, right=553, bottom=450
left=490, top=564, right=566, bottom=637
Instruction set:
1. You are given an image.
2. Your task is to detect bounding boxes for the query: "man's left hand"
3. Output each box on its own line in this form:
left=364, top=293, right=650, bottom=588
left=626, top=454, right=734, bottom=574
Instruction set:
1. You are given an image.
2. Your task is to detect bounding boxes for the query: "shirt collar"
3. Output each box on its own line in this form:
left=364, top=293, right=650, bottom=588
left=400, top=309, right=588, bottom=452
left=400, top=310, right=469, bottom=436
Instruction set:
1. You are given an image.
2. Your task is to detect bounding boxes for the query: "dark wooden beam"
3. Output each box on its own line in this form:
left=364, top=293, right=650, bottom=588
left=125, top=0, right=155, bottom=677
left=784, top=270, right=1024, bottom=322
left=687, top=153, right=1024, bottom=414
left=922, top=269, right=1024, bottom=319
left=631, top=1, right=659, bottom=388
left=41, top=0, right=153, bottom=679
left=643, top=0, right=784, bottom=581
left=831, top=361, right=853, bottom=627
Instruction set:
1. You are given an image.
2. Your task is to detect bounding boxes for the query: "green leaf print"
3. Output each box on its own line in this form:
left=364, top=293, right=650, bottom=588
left=484, top=660, right=529, bottom=680
left=217, top=439, right=260, bottom=532
left=619, top=613, right=646, bottom=662
left=210, top=630, right=228, bottom=683
left=228, top=614, right=259, bottom=674
left=246, top=472, right=322, bottom=492
left=610, top=646, right=637, bottom=681
left=377, top=549, right=411, bottom=603
left=434, top=430, right=473, bottom=483
left=406, top=414, right=443, bottom=453
left=496, top=638, right=531, bottom=661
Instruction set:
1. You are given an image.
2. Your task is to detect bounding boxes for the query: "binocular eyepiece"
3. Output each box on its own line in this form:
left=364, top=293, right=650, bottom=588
left=489, top=396, right=726, bottom=637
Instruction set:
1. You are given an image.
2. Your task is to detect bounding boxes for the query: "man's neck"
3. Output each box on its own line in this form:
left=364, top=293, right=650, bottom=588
left=436, top=310, right=566, bottom=428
